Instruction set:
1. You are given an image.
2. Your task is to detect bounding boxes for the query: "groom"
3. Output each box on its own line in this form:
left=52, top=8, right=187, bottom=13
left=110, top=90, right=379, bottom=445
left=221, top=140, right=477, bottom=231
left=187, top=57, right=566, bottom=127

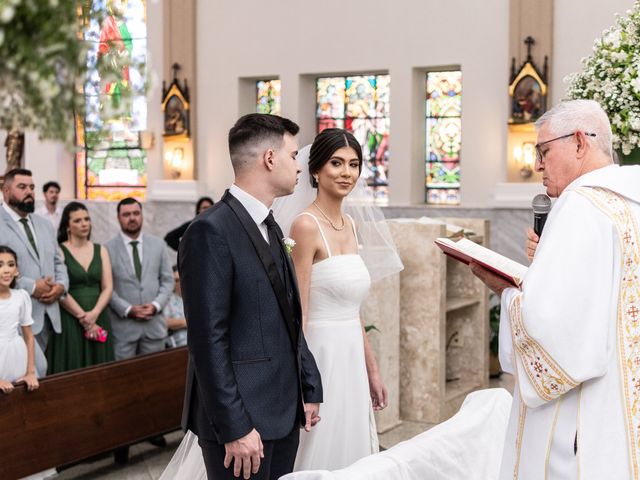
left=179, top=113, right=323, bottom=480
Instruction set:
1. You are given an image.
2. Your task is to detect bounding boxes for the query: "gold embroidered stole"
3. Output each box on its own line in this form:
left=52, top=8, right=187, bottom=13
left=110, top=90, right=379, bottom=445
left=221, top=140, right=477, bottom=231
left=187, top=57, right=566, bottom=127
left=577, top=186, right=640, bottom=479
left=510, top=294, right=578, bottom=401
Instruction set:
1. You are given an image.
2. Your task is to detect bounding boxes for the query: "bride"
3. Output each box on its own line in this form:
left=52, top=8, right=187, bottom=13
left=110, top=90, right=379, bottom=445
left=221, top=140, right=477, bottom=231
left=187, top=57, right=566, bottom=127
left=282, top=128, right=402, bottom=471
left=160, top=129, right=402, bottom=479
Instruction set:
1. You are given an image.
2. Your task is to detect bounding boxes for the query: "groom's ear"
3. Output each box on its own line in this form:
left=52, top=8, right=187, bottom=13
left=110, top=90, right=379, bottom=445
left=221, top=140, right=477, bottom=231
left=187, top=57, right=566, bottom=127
left=263, top=148, right=276, bottom=171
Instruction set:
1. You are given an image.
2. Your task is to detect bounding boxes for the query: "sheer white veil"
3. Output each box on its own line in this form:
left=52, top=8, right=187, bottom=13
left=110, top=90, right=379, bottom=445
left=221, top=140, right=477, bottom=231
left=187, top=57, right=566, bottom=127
left=272, top=144, right=403, bottom=283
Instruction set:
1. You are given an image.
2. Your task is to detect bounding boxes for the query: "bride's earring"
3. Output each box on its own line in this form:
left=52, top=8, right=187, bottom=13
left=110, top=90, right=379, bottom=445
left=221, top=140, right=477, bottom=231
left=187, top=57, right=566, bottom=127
left=313, top=175, right=319, bottom=187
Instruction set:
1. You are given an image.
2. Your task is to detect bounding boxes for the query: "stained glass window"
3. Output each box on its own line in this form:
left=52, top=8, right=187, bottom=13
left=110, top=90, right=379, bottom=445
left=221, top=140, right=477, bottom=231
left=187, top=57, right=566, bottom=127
left=256, top=80, right=281, bottom=115
left=76, top=0, right=148, bottom=201
left=316, top=75, right=390, bottom=204
left=425, top=71, right=462, bottom=205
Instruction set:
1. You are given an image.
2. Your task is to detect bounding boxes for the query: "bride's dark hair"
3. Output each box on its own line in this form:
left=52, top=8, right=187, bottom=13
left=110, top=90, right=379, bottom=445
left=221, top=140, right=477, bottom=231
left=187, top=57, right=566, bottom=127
left=308, top=129, right=363, bottom=187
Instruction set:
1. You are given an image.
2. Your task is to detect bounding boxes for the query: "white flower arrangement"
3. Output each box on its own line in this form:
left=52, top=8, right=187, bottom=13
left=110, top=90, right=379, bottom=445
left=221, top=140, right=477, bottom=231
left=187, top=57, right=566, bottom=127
left=283, top=238, right=296, bottom=255
left=566, top=1, right=640, bottom=157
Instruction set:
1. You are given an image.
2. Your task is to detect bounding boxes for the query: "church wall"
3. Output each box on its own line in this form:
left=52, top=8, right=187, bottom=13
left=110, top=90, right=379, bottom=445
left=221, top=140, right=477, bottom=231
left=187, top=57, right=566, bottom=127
left=4, top=0, right=634, bottom=209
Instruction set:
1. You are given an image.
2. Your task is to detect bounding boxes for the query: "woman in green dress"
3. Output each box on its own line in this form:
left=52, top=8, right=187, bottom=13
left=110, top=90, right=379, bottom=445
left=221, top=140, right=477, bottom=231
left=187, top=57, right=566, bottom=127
left=46, top=202, right=115, bottom=373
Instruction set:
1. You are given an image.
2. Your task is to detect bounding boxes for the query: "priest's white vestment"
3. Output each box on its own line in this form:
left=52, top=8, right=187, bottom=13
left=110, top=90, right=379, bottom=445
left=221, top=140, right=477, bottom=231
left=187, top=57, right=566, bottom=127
left=499, top=165, right=640, bottom=479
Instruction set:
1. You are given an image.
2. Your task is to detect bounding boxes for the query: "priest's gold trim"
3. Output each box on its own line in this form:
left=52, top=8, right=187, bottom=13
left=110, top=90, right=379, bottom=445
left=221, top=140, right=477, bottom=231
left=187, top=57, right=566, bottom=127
left=544, top=396, right=564, bottom=480
left=513, top=399, right=528, bottom=479
left=576, top=186, right=640, bottom=480
left=510, top=295, right=578, bottom=402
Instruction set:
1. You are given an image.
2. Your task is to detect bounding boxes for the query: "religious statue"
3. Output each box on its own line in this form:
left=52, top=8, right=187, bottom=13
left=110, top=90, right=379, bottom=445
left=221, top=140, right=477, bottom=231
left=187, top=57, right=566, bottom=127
left=5, top=130, right=25, bottom=172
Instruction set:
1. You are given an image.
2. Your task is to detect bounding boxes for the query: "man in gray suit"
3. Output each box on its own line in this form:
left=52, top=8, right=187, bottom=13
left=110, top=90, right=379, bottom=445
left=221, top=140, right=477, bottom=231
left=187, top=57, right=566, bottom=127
left=0, top=168, right=69, bottom=376
left=106, top=197, right=174, bottom=361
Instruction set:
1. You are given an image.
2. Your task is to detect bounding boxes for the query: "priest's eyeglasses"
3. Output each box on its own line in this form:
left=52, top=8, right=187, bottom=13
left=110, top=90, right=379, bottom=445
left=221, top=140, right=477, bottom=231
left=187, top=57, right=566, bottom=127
left=535, top=132, right=597, bottom=164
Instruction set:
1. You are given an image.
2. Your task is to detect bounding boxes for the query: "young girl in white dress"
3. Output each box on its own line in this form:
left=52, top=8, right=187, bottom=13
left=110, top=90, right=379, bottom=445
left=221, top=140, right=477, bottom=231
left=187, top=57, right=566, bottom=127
left=0, top=245, right=39, bottom=394
left=289, top=129, right=388, bottom=471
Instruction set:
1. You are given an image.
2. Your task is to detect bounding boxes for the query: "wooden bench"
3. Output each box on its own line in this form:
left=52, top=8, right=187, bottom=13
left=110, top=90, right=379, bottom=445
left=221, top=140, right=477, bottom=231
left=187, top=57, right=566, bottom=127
left=0, top=347, right=188, bottom=479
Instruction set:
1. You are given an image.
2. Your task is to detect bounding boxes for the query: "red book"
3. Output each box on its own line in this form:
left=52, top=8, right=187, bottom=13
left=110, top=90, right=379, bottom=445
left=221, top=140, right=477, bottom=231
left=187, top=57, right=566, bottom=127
left=435, top=237, right=527, bottom=288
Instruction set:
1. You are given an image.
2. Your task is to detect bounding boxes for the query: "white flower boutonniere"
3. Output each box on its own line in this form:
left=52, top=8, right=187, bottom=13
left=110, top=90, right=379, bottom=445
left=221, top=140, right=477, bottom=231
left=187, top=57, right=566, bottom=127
left=283, top=238, right=296, bottom=255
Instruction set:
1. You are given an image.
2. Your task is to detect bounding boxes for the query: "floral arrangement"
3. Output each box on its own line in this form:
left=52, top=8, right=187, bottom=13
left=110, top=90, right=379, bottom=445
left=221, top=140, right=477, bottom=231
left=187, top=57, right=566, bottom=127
left=566, top=1, right=640, bottom=158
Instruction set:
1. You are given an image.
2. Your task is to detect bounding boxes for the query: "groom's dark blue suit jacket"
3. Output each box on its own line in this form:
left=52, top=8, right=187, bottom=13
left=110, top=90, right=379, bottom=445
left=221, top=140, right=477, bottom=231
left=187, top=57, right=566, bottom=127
left=179, top=191, right=323, bottom=444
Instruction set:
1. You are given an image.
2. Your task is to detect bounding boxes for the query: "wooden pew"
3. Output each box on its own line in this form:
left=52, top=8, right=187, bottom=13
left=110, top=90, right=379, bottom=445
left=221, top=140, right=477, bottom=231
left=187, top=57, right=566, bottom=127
left=0, top=347, right=188, bottom=479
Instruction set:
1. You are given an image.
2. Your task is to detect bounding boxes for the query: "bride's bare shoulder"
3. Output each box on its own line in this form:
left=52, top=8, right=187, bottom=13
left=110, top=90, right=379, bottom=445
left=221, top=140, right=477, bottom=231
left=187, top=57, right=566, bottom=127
left=290, top=208, right=319, bottom=238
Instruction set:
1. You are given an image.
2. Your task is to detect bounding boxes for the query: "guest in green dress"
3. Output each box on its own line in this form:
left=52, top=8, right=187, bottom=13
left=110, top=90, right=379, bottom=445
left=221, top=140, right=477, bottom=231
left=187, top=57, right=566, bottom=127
left=46, top=202, right=115, bottom=374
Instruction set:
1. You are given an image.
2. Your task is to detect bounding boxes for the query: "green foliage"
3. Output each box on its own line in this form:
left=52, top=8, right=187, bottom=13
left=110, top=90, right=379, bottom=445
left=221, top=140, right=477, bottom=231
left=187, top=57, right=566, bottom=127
left=0, top=0, right=86, bottom=142
left=365, top=324, right=380, bottom=334
left=0, top=1, right=146, bottom=144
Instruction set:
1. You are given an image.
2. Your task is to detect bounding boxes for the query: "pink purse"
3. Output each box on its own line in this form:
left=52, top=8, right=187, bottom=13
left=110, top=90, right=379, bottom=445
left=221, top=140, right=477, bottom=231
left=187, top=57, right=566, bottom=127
left=84, top=326, right=108, bottom=343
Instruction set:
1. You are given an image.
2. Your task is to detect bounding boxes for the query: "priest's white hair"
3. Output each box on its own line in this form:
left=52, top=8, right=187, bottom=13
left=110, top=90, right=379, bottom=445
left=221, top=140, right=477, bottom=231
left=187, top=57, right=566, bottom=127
left=535, top=99, right=613, bottom=159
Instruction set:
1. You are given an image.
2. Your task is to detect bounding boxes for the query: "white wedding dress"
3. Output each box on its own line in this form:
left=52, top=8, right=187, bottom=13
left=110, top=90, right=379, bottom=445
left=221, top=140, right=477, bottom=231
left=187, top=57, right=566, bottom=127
left=293, top=213, right=378, bottom=471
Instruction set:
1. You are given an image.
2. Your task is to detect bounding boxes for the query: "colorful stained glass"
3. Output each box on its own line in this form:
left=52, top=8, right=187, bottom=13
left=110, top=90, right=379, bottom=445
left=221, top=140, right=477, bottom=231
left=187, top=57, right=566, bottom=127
left=76, top=0, right=148, bottom=201
left=426, top=118, right=461, bottom=164
left=426, top=71, right=462, bottom=204
left=256, top=80, right=281, bottom=115
left=316, top=77, right=346, bottom=119
left=316, top=75, right=390, bottom=204
left=426, top=71, right=462, bottom=117
left=346, top=76, right=376, bottom=118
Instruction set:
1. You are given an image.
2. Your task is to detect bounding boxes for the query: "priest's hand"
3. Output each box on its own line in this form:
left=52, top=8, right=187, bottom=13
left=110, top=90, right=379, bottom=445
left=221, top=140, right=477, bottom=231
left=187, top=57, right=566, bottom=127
left=525, top=227, right=539, bottom=263
left=469, top=262, right=513, bottom=297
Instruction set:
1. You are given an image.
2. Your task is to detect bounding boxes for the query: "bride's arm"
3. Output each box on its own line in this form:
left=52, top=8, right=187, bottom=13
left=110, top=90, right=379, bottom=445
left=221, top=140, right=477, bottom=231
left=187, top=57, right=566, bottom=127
left=289, top=215, right=320, bottom=331
left=361, top=321, right=388, bottom=411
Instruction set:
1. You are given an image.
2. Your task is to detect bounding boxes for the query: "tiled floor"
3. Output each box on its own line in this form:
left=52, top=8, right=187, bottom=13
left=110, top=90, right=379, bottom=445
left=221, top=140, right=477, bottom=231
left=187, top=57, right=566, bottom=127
left=46, top=374, right=515, bottom=479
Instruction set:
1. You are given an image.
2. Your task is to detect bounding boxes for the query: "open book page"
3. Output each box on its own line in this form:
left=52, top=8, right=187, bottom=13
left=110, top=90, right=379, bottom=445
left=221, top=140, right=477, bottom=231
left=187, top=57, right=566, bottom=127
left=435, top=237, right=528, bottom=287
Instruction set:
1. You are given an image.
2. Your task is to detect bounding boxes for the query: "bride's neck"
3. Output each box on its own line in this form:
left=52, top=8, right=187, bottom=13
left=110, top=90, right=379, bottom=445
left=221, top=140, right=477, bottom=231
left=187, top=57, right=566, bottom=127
left=314, top=190, right=343, bottom=217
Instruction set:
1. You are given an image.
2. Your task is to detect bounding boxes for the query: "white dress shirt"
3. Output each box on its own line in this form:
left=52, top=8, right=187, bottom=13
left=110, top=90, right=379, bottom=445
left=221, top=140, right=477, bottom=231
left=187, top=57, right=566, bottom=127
left=229, top=184, right=271, bottom=243
left=36, top=205, right=62, bottom=231
left=119, top=231, right=161, bottom=315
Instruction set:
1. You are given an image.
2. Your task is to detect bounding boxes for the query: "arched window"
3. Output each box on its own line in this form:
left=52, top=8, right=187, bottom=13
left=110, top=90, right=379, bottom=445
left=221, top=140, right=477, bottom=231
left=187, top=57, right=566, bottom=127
left=316, top=75, right=390, bottom=205
left=76, top=0, right=148, bottom=201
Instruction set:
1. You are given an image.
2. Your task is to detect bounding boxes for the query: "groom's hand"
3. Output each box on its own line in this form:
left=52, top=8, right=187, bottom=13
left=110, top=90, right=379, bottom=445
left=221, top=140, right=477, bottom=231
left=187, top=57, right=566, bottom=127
left=304, top=403, right=321, bottom=432
left=224, top=428, right=264, bottom=479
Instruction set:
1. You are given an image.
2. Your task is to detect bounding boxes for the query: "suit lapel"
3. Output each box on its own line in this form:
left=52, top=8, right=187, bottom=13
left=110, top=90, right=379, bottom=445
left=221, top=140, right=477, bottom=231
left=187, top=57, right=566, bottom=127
left=117, top=235, right=137, bottom=281
left=222, top=191, right=299, bottom=349
left=140, top=233, right=150, bottom=280
left=1, top=209, right=39, bottom=263
left=30, top=215, right=46, bottom=268
left=274, top=222, right=303, bottom=322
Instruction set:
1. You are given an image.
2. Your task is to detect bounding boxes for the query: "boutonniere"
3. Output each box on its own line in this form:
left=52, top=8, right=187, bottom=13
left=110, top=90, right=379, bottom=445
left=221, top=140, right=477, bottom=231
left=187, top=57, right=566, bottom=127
left=283, top=237, right=296, bottom=255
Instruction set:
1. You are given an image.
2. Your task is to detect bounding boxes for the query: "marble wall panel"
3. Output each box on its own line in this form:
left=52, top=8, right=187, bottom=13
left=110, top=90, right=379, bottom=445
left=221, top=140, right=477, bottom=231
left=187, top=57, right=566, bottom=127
left=361, top=274, right=401, bottom=433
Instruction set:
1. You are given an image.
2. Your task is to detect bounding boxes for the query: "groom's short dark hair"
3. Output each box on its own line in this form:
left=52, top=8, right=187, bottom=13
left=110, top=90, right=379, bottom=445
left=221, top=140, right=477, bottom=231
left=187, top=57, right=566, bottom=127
left=228, top=114, right=299, bottom=172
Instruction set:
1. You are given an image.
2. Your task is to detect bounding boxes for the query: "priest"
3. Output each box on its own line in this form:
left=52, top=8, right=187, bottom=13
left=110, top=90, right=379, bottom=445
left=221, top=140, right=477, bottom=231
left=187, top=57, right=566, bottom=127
left=471, top=99, right=640, bottom=479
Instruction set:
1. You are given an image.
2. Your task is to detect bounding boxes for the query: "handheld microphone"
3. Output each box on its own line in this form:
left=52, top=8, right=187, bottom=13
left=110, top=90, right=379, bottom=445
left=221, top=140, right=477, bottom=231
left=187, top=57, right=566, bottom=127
left=532, top=194, right=552, bottom=236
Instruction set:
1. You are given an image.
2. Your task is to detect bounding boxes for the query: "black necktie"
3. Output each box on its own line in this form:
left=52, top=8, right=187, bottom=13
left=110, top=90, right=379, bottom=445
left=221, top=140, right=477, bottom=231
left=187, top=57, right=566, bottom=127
left=264, top=212, right=293, bottom=303
left=19, top=218, right=39, bottom=258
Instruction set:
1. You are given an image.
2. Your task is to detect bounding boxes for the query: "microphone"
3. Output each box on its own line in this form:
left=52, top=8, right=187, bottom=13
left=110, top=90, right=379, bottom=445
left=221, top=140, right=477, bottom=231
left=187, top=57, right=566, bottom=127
left=532, top=194, right=552, bottom=236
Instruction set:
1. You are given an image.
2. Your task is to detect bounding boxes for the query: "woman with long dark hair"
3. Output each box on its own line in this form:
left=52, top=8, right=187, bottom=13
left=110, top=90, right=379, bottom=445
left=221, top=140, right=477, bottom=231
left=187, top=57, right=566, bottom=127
left=285, top=128, right=392, bottom=470
left=46, top=202, right=115, bottom=373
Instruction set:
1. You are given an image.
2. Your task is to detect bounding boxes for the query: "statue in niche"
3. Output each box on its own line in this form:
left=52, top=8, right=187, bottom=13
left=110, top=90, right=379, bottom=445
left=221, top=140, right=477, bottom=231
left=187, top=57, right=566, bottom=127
left=512, top=76, right=543, bottom=122
left=162, top=63, right=190, bottom=138
left=164, top=96, right=186, bottom=136
left=5, top=130, right=25, bottom=172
